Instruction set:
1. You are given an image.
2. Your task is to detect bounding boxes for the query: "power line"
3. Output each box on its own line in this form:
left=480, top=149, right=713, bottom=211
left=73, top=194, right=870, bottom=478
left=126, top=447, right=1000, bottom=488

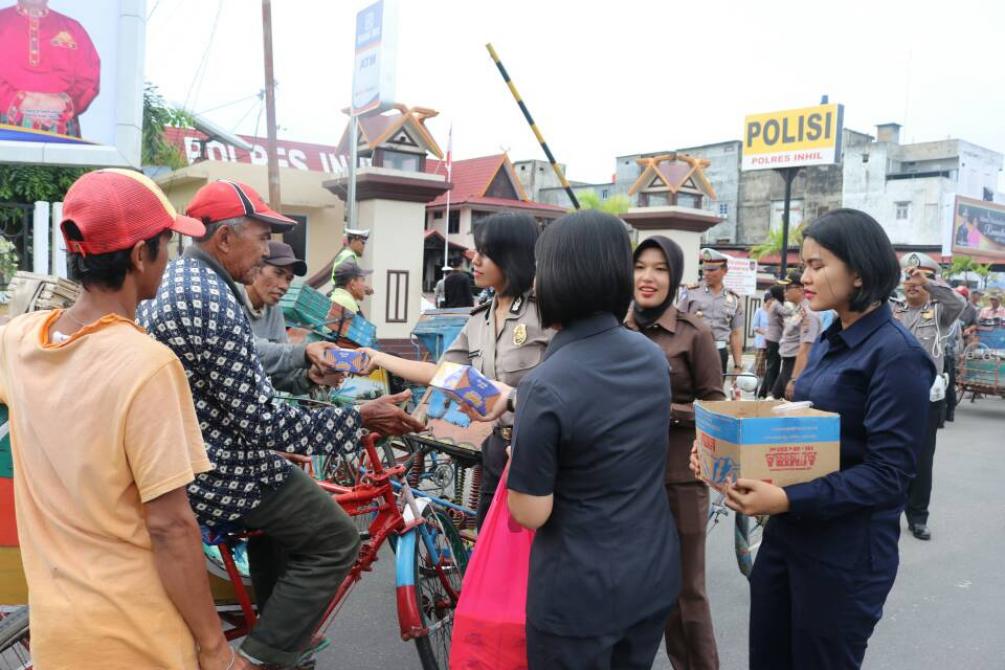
left=197, top=93, right=259, bottom=115
left=231, top=97, right=262, bottom=134
left=183, top=0, right=224, bottom=113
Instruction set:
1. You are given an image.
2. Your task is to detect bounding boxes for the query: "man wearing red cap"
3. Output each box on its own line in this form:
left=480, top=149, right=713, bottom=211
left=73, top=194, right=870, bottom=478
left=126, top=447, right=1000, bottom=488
left=0, top=0, right=101, bottom=137
left=138, top=179, right=423, bottom=669
left=0, top=169, right=233, bottom=669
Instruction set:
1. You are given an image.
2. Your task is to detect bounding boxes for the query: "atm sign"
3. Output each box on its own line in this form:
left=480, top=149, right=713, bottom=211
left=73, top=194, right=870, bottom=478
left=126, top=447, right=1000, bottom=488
left=742, top=103, right=844, bottom=171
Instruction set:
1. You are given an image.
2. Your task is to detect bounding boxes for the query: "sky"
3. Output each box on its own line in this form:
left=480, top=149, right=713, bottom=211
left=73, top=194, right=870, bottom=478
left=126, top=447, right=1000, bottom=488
left=146, top=0, right=1005, bottom=185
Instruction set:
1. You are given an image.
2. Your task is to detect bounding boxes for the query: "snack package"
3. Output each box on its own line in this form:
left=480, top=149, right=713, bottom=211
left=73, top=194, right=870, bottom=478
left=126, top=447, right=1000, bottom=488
left=325, top=347, right=369, bottom=374
left=429, top=362, right=501, bottom=416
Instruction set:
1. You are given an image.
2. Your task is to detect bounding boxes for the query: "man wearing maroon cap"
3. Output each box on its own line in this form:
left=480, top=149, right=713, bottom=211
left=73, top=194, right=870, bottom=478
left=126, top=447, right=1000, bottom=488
left=138, top=179, right=423, bottom=668
left=0, top=169, right=234, bottom=669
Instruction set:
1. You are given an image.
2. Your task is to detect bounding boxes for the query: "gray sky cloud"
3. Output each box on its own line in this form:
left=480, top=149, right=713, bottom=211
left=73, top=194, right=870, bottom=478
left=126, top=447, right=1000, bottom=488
left=147, top=0, right=1005, bottom=185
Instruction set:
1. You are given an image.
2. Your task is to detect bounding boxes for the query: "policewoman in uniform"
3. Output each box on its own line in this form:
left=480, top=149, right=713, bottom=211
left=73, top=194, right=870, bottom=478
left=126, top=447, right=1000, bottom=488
left=894, top=252, right=965, bottom=541
left=678, top=248, right=745, bottom=374
left=626, top=236, right=724, bottom=670
left=693, top=210, right=935, bottom=669
left=507, top=211, right=680, bottom=670
left=361, top=212, right=550, bottom=526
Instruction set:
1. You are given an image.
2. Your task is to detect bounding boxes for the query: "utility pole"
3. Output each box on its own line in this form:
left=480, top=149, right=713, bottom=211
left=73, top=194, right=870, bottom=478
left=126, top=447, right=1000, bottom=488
left=261, top=0, right=282, bottom=212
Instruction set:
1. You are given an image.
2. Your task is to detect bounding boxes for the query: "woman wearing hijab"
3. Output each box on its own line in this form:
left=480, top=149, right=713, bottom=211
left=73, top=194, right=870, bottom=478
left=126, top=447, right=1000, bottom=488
left=626, top=236, right=725, bottom=670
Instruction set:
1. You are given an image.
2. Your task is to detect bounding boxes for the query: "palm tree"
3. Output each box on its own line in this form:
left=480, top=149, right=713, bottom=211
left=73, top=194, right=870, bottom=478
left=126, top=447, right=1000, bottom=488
left=948, top=255, right=993, bottom=288
left=749, top=225, right=803, bottom=261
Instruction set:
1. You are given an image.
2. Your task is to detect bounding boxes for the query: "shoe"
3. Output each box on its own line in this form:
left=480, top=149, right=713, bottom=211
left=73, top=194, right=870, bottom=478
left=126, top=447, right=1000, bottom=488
left=909, top=523, right=931, bottom=540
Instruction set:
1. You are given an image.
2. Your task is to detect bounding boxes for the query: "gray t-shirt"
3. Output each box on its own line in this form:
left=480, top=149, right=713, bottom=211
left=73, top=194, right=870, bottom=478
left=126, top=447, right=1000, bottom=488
left=779, top=300, right=821, bottom=358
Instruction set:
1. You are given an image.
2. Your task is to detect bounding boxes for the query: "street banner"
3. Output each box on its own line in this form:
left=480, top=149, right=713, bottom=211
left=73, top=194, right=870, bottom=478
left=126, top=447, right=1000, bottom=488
left=742, top=103, right=844, bottom=171
left=952, top=196, right=1005, bottom=261
left=351, top=0, right=397, bottom=117
left=725, top=256, right=758, bottom=296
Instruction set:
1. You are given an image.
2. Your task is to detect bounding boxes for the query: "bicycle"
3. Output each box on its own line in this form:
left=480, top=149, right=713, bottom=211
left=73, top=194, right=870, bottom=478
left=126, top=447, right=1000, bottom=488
left=206, top=432, right=467, bottom=670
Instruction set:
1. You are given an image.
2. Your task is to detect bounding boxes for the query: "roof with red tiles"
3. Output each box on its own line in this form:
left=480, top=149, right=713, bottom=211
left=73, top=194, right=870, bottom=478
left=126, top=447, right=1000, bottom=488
left=424, top=154, right=565, bottom=214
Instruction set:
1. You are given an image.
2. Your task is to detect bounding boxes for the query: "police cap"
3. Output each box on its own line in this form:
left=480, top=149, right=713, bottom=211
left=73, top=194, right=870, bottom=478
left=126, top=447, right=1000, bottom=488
left=699, top=248, right=728, bottom=266
left=900, top=252, right=941, bottom=276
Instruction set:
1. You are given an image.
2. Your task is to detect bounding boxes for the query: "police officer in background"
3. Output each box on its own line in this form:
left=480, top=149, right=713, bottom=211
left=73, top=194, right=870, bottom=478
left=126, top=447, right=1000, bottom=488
left=331, top=228, right=370, bottom=280
left=894, top=252, right=965, bottom=541
left=679, top=248, right=745, bottom=375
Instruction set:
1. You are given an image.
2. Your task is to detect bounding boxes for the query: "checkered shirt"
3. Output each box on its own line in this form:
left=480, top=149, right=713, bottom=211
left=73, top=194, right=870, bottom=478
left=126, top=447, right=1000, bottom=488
left=137, top=253, right=361, bottom=526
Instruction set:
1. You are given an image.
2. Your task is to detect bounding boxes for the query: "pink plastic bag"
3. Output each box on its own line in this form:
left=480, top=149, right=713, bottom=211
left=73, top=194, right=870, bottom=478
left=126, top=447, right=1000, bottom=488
left=449, top=467, right=534, bottom=670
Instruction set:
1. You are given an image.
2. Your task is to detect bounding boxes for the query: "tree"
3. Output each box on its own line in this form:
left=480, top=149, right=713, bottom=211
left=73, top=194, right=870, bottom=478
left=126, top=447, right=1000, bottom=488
left=142, top=83, right=192, bottom=169
left=749, top=225, right=804, bottom=262
left=947, top=254, right=993, bottom=288
left=574, top=190, right=631, bottom=216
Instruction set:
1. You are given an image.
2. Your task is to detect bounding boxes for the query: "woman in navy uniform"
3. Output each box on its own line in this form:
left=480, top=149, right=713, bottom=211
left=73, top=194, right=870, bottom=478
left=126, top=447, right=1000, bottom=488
left=362, top=212, right=551, bottom=527
left=508, top=211, right=680, bottom=670
left=693, top=209, right=935, bottom=669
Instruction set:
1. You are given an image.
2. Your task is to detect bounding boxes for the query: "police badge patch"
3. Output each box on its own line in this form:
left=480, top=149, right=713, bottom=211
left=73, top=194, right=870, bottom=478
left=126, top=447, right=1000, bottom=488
left=513, top=324, right=527, bottom=346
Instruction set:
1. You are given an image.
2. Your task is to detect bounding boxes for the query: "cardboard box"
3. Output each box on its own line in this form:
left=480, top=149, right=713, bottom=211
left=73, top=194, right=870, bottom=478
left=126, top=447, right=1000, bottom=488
left=325, top=348, right=369, bottom=374
left=429, top=362, right=501, bottom=417
left=694, top=400, right=840, bottom=490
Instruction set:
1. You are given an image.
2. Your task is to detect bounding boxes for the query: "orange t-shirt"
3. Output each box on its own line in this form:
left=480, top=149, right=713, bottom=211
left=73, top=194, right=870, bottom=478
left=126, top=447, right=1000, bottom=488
left=0, top=310, right=212, bottom=669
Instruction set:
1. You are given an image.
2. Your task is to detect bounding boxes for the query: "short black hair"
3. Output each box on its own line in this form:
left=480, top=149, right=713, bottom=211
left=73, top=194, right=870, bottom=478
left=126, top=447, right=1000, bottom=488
left=63, top=222, right=164, bottom=291
left=535, top=210, right=633, bottom=328
left=472, top=212, right=539, bottom=298
left=802, top=208, right=900, bottom=312
left=769, top=285, right=785, bottom=302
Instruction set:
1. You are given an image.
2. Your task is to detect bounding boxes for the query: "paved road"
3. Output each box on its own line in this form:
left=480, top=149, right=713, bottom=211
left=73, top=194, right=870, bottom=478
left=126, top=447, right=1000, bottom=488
left=317, top=396, right=1005, bottom=669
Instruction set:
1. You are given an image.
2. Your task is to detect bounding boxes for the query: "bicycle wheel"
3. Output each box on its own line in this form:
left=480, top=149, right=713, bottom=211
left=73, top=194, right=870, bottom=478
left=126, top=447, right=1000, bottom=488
left=412, top=508, right=468, bottom=670
left=0, top=606, right=31, bottom=670
left=734, top=512, right=768, bottom=578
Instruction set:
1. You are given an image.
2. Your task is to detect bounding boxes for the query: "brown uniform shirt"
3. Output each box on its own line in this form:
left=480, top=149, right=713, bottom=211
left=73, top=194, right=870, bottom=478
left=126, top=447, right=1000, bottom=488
left=626, top=306, right=726, bottom=483
left=443, top=292, right=553, bottom=427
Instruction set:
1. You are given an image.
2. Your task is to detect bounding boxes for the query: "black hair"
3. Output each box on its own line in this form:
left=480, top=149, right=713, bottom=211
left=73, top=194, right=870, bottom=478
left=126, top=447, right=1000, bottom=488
left=535, top=210, right=633, bottom=328
left=63, top=222, right=164, bottom=291
left=472, top=212, right=539, bottom=298
left=801, top=208, right=900, bottom=312
left=769, top=285, right=785, bottom=302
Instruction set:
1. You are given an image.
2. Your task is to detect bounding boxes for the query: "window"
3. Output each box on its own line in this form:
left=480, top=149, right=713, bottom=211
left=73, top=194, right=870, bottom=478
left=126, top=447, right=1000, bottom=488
left=895, top=202, right=910, bottom=220
left=378, top=149, right=421, bottom=172
left=448, top=211, right=460, bottom=235
left=718, top=202, right=729, bottom=216
left=386, top=270, right=409, bottom=323
left=601, top=189, right=610, bottom=198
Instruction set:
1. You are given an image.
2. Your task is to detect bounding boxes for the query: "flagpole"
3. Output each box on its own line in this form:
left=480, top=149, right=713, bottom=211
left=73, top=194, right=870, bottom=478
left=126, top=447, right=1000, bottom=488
left=443, top=124, right=453, bottom=271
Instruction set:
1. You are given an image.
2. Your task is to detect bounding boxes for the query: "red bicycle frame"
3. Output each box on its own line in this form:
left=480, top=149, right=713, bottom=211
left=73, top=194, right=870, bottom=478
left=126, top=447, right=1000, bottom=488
left=212, top=433, right=429, bottom=642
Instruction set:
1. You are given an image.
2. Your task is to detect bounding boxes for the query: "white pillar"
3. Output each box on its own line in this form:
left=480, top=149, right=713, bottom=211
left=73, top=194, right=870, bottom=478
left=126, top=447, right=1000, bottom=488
left=32, top=201, right=50, bottom=275
left=51, top=202, right=67, bottom=278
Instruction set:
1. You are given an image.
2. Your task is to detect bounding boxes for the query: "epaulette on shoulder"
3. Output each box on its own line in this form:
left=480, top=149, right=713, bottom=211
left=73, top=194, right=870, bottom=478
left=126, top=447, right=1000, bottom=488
left=470, top=302, right=491, bottom=316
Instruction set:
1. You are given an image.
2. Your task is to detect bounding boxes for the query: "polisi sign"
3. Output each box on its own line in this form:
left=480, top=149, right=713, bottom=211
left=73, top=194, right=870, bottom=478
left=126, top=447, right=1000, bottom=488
left=742, top=103, right=844, bottom=171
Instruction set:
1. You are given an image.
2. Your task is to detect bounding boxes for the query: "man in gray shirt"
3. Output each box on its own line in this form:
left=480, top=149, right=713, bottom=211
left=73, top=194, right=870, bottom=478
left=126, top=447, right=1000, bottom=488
left=894, top=252, right=965, bottom=541
left=678, top=248, right=745, bottom=374
left=241, top=241, right=341, bottom=395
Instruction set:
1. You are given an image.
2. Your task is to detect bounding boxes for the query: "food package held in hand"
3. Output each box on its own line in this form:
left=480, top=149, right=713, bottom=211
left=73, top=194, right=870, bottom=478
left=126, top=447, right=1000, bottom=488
left=694, top=400, right=840, bottom=491
left=325, top=347, right=369, bottom=374
left=429, top=361, right=501, bottom=416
